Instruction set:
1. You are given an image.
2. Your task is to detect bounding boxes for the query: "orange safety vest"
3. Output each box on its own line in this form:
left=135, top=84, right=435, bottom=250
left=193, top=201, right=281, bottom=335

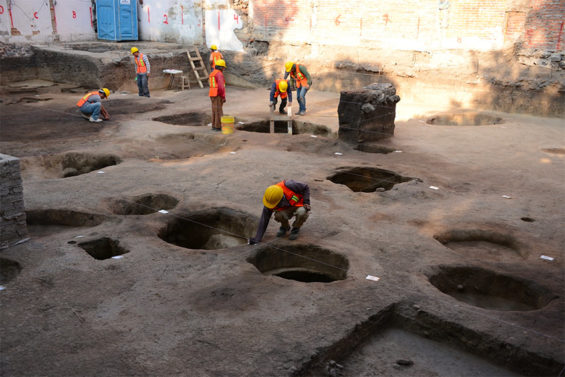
left=274, top=79, right=288, bottom=99
left=210, top=51, right=223, bottom=68
left=209, top=69, right=221, bottom=97
left=135, top=52, right=148, bottom=74
left=290, top=64, right=308, bottom=88
left=76, top=91, right=99, bottom=107
left=275, top=180, right=304, bottom=211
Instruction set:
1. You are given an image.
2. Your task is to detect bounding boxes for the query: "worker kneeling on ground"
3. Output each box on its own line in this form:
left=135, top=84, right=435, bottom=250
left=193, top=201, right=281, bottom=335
left=249, top=180, right=311, bottom=244
left=209, top=59, right=226, bottom=132
left=270, top=79, right=292, bottom=114
left=284, top=61, right=312, bottom=116
left=76, top=88, right=110, bottom=123
left=131, top=47, right=151, bottom=98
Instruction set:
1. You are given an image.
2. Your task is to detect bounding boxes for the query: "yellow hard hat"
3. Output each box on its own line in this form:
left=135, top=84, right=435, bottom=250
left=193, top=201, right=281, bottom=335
left=99, top=88, right=110, bottom=98
left=278, top=80, right=288, bottom=92
left=263, top=185, right=284, bottom=209
left=211, top=44, right=217, bottom=50
left=130, top=47, right=139, bottom=54
left=215, top=59, right=226, bottom=68
left=285, top=61, right=294, bottom=72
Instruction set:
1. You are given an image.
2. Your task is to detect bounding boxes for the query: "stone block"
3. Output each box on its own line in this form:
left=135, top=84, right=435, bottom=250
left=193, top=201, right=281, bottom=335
left=337, top=83, right=400, bottom=144
left=0, top=153, right=28, bottom=249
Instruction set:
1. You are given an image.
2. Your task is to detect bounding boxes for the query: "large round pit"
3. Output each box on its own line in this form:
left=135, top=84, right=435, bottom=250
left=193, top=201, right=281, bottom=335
left=327, top=167, right=412, bottom=192
left=247, top=244, right=348, bottom=283
left=158, top=208, right=257, bottom=250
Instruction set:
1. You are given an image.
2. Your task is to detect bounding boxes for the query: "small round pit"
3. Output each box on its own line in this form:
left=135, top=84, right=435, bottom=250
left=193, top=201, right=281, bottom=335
left=109, top=193, right=179, bottom=215
left=327, top=167, right=412, bottom=192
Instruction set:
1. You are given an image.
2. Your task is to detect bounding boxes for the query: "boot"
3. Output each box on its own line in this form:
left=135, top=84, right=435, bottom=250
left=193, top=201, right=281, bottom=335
left=288, top=227, right=300, bottom=240
left=276, top=227, right=289, bottom=237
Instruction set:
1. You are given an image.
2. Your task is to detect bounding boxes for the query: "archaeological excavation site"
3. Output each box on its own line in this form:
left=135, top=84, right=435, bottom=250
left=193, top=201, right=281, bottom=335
left=0, top=0, right=564, bottom=376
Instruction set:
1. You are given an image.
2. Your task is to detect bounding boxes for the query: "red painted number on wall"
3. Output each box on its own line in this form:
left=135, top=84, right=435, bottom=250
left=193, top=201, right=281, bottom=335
left=335, top=15, right=341, bottom=26
left=234, top=14, right=239, bottom=23
left=0, top=5, right=4, bottom=14
left=163, top=14, right=168, bottom=24
left=72, top=10, right=77, bottom=19
left=147, top=7, right=150, bottom=23
left=34, top=11, right=39, bottom=19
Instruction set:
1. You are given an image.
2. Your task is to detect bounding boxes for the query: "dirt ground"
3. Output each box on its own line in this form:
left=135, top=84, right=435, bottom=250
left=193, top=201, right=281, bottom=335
left=0, top=79, right=564, bottom=377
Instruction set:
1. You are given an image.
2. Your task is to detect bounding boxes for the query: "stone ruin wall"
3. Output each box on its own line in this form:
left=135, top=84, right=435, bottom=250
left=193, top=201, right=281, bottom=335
left=0, top=154, right=28, bottom=250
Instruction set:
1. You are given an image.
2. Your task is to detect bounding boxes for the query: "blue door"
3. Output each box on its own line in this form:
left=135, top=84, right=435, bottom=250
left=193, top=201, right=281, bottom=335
left=96, top=0, right=138, bottom=41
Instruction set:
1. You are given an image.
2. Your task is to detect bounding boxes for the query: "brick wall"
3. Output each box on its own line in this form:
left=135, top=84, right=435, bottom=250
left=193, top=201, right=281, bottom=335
left=524, top=0, right=565, bottom=50
left=0, top=154, right=28, bottom=250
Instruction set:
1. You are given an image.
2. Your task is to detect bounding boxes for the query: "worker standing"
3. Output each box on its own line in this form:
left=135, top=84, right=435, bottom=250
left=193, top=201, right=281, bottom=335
left=131, top=47, right=151, bottom=98
left=76, top=88, right=111, bottom=123
left=249, top=180, right=311, bottom=244
left=209, top=44, right=224, bottom=70
left=269, top=79, right=293, bottom=114
left=284, top=61, right=312, bottom=116
left=209, top=59, right=226, bottom=132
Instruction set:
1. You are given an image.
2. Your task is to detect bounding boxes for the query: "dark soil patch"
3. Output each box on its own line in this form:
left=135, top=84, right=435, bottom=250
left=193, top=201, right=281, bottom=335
left=0, top=258, right=22, bottom=285
left=327, top=167, right=413, bottom=192
left=152, top=112, right=210, bottom=126
left=354, top=144, right=396, bottom=154
left=102, top=98, right=171, bottom=115
left=158, top=207, right=256, bottom=250
left=247, top=244, right=348, bottom=283
left=541, top=148, right=565, bottom=155
left=108, top=193, right=179, bottom=215
left=428, top=265, right=555, bottom=311
left=78, top=237, right=129, bottom=260
left=238, top=120, right=330, bottom=135
left=426, top=112, right=504, bottom=126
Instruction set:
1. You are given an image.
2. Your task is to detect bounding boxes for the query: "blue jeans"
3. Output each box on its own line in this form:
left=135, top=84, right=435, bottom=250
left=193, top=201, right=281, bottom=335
left=80, top=102, right=101, bottom=120
left=296, top=86, right=309, bottom=112
left=137, top=73, right=150, bottom=97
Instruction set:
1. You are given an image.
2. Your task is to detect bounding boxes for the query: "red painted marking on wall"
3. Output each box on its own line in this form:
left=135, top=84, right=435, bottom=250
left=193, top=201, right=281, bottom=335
left=181, top=5, right=183, bottom=24
left=383, top=14, right=390, bottom=26
left=525, top=28, right=534, bottom=47
left=34, top=11, right=38, bottom=19
left=557, top=21, right=564, bottom=50
left=51, top=2, right=57, bottom=31
left=417, top=16, right=420, bottom=38
left=8, top=8, right=14, bottom=28
left=147, top=7, right=150, bottom=23
left=335, top=14, right=341, bottom=26
left=218, top=11, right=220, bottom=31
left=72, top=10, right=76, bottom=19
left=163, top=14, right=168, bottom=24
left=0, top=5, right=4, bottom=14
left=234, top=13, right=239, bottom=24
left=89, top=7, right=93, bottom=27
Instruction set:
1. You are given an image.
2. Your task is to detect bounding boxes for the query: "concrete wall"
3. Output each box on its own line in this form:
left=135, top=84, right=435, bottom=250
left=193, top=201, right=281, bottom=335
left=0, top=0, right=96, bottom=42
left=0, top=154, right=28, bottom=250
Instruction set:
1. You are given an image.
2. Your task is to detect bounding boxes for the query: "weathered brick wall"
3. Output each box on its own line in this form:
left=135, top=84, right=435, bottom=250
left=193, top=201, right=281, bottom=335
left=0, top=154, right=28, bottom=250
left=524, top=0, right=565, bottom=50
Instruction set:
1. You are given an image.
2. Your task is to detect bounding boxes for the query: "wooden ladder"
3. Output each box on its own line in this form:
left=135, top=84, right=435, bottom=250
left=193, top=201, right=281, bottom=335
left=186, top=47, right=209, bottom=88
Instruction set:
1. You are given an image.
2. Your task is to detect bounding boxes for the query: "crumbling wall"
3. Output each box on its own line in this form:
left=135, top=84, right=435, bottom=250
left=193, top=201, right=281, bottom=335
left=0, top=154, right=28, bottom=250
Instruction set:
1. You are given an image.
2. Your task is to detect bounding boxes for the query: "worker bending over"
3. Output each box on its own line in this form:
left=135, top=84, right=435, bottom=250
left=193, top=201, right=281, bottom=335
left=209, top=59, right=226, bottom=132
left=131, top=47, right=151, bottom=97
left=209, top=44, right=224, bottom=70
left=284, top=61, right=312, bottom=116
left=270, top=79, right=292, bottom=114
left=249, top=180, right=311, bottom=244
left=76, top=88, right=110, bottom=123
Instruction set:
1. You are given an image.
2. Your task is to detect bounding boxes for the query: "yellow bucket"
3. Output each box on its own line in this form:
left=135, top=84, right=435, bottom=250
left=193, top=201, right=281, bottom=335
left=221, top=115, right=235, bottom=135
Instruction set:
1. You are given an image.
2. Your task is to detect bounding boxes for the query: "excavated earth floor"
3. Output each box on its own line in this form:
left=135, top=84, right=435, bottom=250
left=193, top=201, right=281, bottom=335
left=0, top=78, right=564, bottom=377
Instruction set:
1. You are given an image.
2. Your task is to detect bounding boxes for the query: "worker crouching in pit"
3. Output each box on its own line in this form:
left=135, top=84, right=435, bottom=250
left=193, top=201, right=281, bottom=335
left=270, top=79, right=292, bottom=114
left=76, top=88, right=111, bottom=123
left=209, top=59, right=226, bottom=132
left=249, top=180, right=311, bottom=244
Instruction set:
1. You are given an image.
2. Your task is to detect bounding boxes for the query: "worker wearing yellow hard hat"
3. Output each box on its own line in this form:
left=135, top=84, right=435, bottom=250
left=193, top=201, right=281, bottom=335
left=209, top=44, right=224, bottom=70
left=76, top=88, right=111, bottom=123
left=249, top=180, right=311, bottom=244
left=269, top=79, right=293, bottom=114
left=130, top=46, right=151, bottom=97
left=209, top=59, right=227, bottom=132
left=284, top=61, right=312, bottom=116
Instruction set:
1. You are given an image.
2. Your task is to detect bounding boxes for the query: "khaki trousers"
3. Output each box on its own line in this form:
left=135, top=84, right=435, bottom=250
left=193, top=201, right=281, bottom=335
left=210, top=96, right=223, bottom=130
left=274, top=206, right=309, bottom=230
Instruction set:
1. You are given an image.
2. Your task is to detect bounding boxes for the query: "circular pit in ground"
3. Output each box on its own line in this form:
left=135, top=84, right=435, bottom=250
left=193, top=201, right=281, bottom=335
left=428, top=265, right=555, bottom=311
left=426, top=112, right=504, bottom=126
left=158, top=207, right=257, bottom=250
left=108, top=193, right=179, bottom=215
left=247, top=244, right=348, bottom=283
left=327, top=167, right=413, bottom=192
left=0, top=258, right=22, bottom=284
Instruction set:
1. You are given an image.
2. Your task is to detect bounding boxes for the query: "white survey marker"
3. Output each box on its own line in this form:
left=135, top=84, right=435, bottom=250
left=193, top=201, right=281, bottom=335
left=366, top=275, right=380, bottom=282
left=540, top=255, right=554, bottom=261
left=97, top=171, right=105, bottom=174
left=334, top=152, right=343, bottom=156
left=112, top=255, right=124, bottom=260
left=429, top=186, right=439, bottom=190
left=158, top=210, right=169, bottom=214
left=502, top=195, right=512, bottom=199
